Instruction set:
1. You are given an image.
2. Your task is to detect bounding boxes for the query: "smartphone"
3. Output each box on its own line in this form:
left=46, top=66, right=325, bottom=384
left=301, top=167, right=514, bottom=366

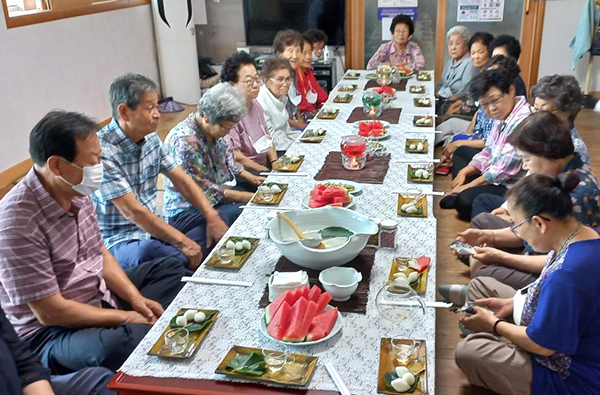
left=436, top=165, right=451, bottom=176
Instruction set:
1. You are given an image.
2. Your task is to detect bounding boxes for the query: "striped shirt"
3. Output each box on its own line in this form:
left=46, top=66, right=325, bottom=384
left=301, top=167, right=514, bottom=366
left=92, top=119, right=177, bottom=249
left=0, top=168, right=116, bottom=338
left=470, top=96, right=532, bottom=187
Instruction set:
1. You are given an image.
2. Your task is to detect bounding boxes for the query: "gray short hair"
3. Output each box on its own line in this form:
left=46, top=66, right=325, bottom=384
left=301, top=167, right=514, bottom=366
left=446, top=25, right=471, bottom=43
left=198, top=83, right=247, bottom=124
left=531, top=75, right=583, bottom=122
left=109, top=73, right=158, bottom=119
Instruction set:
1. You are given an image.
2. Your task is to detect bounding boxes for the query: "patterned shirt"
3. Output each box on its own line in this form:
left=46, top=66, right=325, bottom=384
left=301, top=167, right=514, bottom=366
left=366, top=41, right=426, bottom=71
left=437, top=53, right=477, bottom=98
left=163, top=114, right=243, bottom=218
left=470, top=96, right=532, bottom=186
left=570, top=126, right=591, bottom=165
left=470, top=107, right=494, bottom=144
left=92, top=119, right=177, bottom=249
left=567, top=158, right=600, bottom=227
left=0, top=168, right=116, bottom=338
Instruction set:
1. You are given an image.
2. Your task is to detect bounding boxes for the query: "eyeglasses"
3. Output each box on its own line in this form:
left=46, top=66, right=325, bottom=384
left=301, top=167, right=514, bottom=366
left=479, top=94, right=505, bottom=109
left=241, top=75, right=260, bottom=86
left=269, top=77, right=292, bottom=85
left=509, top=214, right=551, bottom=236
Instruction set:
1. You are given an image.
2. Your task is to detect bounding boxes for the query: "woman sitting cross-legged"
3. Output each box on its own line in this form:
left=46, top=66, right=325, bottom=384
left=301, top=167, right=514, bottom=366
left=454, top=171, right=600, bottom=395
left=257, top=56, right=300, bottom=153
left=221, top=51, right=278, bottom=176
left=439, top=67, right=532, bottom=220
left=451, top=111, right=600, bottom=290
left=163, top=83, right=263, bottom=257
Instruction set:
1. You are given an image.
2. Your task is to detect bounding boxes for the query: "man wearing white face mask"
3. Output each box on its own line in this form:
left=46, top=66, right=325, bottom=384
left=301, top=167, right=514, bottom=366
left=221, top=51, right=278, bottom=173
left=0, top=110, right=186, bottom=374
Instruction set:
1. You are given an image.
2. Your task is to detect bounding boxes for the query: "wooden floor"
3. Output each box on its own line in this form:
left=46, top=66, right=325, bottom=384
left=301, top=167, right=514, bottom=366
left=155, top=107, right=600, bottom=394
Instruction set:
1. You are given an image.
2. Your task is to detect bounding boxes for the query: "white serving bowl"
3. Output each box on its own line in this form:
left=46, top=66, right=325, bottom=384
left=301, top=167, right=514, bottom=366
left=319, top=267, right=362, bottom=302
left=267, top=206, right=378, bottom=270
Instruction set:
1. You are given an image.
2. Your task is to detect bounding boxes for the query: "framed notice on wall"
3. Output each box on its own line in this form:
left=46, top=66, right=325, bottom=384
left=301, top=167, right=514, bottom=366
left=457, top=0, right=504, bottom=22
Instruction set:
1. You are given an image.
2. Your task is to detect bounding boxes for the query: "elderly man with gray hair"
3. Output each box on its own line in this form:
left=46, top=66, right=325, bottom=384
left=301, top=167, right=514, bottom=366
left=437, top=25, right=478, bottom=101
left=163, top=83, right=263, bottom=252
left=93, top=73, right=229, bottom=272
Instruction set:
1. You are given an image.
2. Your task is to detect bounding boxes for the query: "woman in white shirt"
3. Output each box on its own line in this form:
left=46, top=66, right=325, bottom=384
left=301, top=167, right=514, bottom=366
left=257, top=56, right=300, bottom=152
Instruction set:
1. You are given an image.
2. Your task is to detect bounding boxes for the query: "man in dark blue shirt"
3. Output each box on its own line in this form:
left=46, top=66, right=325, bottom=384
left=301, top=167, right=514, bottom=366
left=0, top=306, right=114, bottom=395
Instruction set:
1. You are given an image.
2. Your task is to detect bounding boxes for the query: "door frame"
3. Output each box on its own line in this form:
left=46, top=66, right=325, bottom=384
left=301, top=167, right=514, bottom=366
left=347, top=0, right=546, bottom=90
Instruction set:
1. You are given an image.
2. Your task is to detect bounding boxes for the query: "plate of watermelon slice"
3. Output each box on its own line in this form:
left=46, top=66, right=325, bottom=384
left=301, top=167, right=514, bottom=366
left=260, top=285, right=343, bottom=346
left=353, top=120, right=391, bottom=140
left=304, top=184, right=355, bottom=209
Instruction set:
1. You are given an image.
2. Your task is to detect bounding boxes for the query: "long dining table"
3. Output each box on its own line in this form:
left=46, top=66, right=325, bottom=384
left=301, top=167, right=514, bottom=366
left=110, top=69, right=439, bottom=395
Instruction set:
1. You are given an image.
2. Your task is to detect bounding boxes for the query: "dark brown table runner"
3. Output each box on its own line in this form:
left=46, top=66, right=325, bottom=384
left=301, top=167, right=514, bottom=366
left=314, top=151, right=391, bottom=184
left=259, top=248, right=376, bottom=314
left=365, top=78, right=408, bottom=91
left=346, top=107, right=403, bottom=124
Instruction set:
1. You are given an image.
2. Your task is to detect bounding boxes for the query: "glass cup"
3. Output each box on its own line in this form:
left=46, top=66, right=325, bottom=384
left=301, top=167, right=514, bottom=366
left=391, top=338, right=416, bottom=365
left=278, top=156, right=291, bottom=170
left=259, top=186, right=274, bottom=203
left=340, top=135, right=367, bottom=170
left=164, top=328, right=190, bottom=355
left=217, top=244, right=235, bottom=264
left=262, top=349, right=295, bottom=373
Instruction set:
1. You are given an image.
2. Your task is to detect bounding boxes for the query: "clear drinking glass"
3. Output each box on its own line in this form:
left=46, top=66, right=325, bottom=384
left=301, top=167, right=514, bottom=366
left=164, top=328, right=189, bottom=355
left=217, top=244, right=235, bottom=264
left=391, top=338, right=417, bottom=365
left=278, top=156, right=291, bottom=170
left=259, top=186, right=274, bottom=202
left=262, top=349, right=295, bottom=372
left=340, top=135, right=367, bottom=170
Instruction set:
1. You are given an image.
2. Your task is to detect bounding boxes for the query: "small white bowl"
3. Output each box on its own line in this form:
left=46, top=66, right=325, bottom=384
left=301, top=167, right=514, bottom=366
left=319, top=267, right=362, bottom=302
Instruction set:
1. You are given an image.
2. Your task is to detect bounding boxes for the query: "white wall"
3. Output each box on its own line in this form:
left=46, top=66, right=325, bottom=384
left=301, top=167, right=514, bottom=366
left=539, top=0, right=600, bottom=91
left=0, top=6, right=159, bottom=171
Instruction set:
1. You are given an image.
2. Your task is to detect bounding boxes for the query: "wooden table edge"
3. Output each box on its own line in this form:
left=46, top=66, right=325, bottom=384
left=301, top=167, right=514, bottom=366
left=109, top=372, right=341, bottom=395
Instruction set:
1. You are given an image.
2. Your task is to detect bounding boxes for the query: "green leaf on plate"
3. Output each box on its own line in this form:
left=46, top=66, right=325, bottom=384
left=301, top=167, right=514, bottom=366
left=226, top=352, right=267, bottom=376
left=384, top=371, right=399, bottom=389
left=169, top=312, right=215, bottom=332
left=319, top=226, right=354, bottom=240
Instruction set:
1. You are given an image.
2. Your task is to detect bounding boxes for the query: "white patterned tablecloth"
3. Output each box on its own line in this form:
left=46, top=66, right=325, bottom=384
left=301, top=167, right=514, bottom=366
left=120, top=70, right=439, bottom=394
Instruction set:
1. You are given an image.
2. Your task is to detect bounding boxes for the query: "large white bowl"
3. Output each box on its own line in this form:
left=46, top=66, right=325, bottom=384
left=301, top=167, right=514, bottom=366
left=267, top=206, right=378, bottom=270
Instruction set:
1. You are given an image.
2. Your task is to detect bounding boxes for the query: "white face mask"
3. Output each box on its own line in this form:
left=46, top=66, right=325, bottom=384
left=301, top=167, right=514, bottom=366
left=59, top=161, right=104, bottom=196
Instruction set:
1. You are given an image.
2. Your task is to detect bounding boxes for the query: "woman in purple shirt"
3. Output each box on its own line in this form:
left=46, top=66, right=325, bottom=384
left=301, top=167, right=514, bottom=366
left=222, top=52, right=278, bottom=172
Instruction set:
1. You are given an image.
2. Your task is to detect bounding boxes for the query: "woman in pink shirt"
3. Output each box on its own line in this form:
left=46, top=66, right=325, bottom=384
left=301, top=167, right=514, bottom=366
left=222, top=52, right=278, bottom=172
left=367, top=14, right=425, bottom=71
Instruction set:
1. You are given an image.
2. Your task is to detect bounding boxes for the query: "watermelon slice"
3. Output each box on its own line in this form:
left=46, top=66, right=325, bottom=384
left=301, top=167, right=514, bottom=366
left=282, top=298, right=309, bottom=342
left=358, top=122, right=371, bottom=133
left=414, top=256, right=431, bottom=273
left=306, top=307, right=339, bottom=341
left=307, top=285, right=322, bottom=302
left=315, top=292, right=332, bottom=315
left=267, top=301, right=293, bottom=340
left=284, top=299, right=318, bottom=342
left=265, top=290, right=295, bottom=325
left=314, top=184, right=327, bottom=192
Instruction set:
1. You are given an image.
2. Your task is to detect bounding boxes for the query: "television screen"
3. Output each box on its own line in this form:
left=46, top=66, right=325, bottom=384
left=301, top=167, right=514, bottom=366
left=243, top=0, right=346, bottom=46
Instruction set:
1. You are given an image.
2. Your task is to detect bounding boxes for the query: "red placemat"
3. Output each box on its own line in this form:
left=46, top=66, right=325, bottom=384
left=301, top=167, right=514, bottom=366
left=346, top=107, right=402, bottom=124
left=365, top=78, right=408, bottom=91
left=314, top=151, right=391, bottom=184
left=259, top=248, right=376, bottom=314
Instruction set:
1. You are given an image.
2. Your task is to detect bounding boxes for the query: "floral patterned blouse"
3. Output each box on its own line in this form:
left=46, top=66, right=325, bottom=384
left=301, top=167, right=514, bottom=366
left=366, top=41, right=426, bottom=71
left=162, top=113, right=243, bottom=218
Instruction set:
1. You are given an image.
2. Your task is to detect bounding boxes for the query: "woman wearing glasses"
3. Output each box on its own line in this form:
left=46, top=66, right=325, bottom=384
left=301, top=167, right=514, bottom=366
left=439, top=67, right=532, bottom=219
left=453, top=172, right=600, bottom=395
left=257, top=56, right=300, bottom=152
left=366, top=14, right=425, bottom=71
left=441, top=112, right=600, bottom=293
left=221, top=52, right=277, bottom=173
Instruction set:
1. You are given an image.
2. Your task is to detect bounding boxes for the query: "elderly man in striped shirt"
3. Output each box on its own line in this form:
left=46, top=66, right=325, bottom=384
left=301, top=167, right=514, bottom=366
left=0, top=111, right=186, bottom=374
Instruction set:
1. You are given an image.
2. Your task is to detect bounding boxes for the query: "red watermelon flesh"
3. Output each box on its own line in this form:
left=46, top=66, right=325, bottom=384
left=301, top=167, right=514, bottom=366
left=265, top=290, right=295, bottom=325
left=284, top=299, right=318, bottom=342
left=415, top=256, right=431, bottom=273
left=282, top=298, right=309, bottom=342
left=307, top=285, right=322, bottom=302
left=298, top=286, right=310, bottom=299
left=267, top=301, right=293, bottom=340
left=306, top=307, right=339, bottom=341
left=314, top=184, right=327, bottom=192
left=358, top=122, right=371, bottom=133
left=315, top=292, right=333, bottom=315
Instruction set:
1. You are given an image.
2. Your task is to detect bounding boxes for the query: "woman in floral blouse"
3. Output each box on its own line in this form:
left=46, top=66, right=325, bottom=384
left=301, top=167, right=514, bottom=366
left=366, top=14, right=425, bottom=71
left=163, top=83, right=265, bottom=241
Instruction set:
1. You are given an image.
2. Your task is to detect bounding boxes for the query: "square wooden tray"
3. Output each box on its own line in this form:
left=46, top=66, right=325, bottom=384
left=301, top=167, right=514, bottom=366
left=205, top=237, right=260, bottom=269
left=377, top=338, right=427, bottom=395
